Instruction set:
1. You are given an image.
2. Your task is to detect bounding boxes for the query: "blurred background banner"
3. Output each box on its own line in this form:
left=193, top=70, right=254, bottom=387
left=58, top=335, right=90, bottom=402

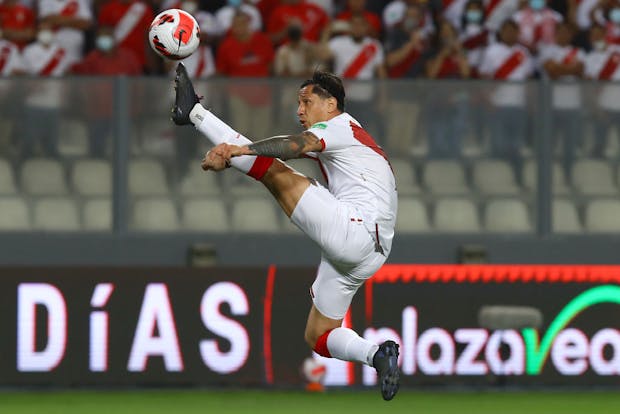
left=1, top=265, right=618, bottom=387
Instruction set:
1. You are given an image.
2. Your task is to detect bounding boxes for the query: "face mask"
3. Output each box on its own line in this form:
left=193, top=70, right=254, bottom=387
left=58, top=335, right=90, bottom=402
left=611, top=8, right=620, bottom=24
left=181, top=1, right=198, bottom=14
left=466, top=9, right=482, bottom=24
left=96, top=35, right=115, bottom=52
left=529, top=0, right=545, bottom=10
left=228, top=0, right=242, bottom=7
left=37, top=30, right=54, bottom=46
left=593, top=40, right=606, bottom=51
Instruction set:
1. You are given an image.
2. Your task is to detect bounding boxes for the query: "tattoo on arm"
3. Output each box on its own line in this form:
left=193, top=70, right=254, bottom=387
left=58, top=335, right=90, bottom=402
left=247, top=132, right=321, bottom=160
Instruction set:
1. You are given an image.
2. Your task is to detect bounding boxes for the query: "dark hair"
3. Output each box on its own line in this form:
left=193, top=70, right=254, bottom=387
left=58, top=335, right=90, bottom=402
left=300, top=71, right=346, bottom=112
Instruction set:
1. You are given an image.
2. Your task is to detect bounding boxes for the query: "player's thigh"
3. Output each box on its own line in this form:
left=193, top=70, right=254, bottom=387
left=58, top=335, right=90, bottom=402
left=290, top=184, right=376, bottom=265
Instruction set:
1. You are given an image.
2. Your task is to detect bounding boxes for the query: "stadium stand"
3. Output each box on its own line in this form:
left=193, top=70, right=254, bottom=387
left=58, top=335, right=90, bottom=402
left=484, top=199, right=532, bottom=233
left=72, top=159, right=112, bottom=196
left=434, top=198, right=480, bottom=232
left=181, top=198, right=230, bottom=232
left=33, top=197, right=81, bottom=231
left=396, top=197, right=431, bottom=233
left=21, top=158, right=69, bottom=196
left=82, top=198, right=112, bottom=231
left=0, top=197, right=31, bottom=231
left=131, top=198, right=180, bottom=231
left=129, top=158, right=170, bottom=196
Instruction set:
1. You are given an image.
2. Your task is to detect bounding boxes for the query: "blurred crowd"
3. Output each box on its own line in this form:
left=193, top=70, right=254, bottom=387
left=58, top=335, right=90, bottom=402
left=4, top=0, right=620, bottom=169
left=1, top=0, right=620, bottom=82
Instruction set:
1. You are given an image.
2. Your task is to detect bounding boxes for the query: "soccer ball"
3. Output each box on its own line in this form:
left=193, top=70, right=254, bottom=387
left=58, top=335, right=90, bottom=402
left=301, top=357, right=326, bottom=384
left=149, top=9, right=200, bottom=60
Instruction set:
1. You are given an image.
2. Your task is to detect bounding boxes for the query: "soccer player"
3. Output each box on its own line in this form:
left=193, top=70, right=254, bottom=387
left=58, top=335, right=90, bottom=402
left=171, top=63, right=400, bottom=400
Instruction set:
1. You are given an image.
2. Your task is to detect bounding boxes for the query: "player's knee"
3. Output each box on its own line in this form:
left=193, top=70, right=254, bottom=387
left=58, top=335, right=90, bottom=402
left=304, top=328, right=318, bottom=350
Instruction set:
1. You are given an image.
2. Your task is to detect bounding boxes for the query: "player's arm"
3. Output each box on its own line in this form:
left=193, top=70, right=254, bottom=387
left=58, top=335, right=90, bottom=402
left=227, top=131, right=323, bottom=160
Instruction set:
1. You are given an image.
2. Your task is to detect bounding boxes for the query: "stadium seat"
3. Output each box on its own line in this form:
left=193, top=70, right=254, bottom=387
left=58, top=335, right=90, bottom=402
left=390, top=158, right=421, bottom=195
left=129, top=158, right=169, bottom=196
left=231, top=197, right=280, bottom=233
left=131, top=198, right=180, bottom=231
left=484, top=199, right=532, bottom=232
left=21, top=158, right=69, bottom=196
left=0, top=158, right=17, bottom=195
left=572, top=159, right=617, bottom=196
left=552, top=199, right=582, bottom=233
left=0, top=197, right=31, bottom=230
left=396, top=197, right=431, bottom=232
left=58, top=119, right=88, bottom=156
left=522, top=160, right=570, bottom=195
left=82, top=198, right=112, bottom=231
left=181, top=198, right=230, bottom=232
left=472, top=159, right=520, bottom=195
left=72, top=159, right=112, bottom=196
left=585, top=199, right=620, bottom=232
left=434, top=198, right=480, bottom=232
left=423, top=160, right=468, bottom=195
left=179, top=164, right=221, bottom=197
left=33, top=197, right=81, bottom=231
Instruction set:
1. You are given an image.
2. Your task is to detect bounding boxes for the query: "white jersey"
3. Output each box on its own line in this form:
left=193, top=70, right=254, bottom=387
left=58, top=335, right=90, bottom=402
left=442, top=0, right=468, bottom=29
left=483, top=0, right=519, bottom=32
left=0, top=40, right=24, bottom=76
left=383, top=0, right=435, bottom=35
left=479, top=42, right=534, bottom=107
left=539, top=44, right=585, bottom=110
left=585, top=46, right=620, bottom=111
left=513, top=7, right=563, bottom=51
left=328, top=35, right=384, bottom=101
left=576, top=0, right=599, bottom=30
left=22, top=42, right=71, bottom=108
left=306, top=112, right=397, bottom=230
left=39, top=0, right=93, bottom=64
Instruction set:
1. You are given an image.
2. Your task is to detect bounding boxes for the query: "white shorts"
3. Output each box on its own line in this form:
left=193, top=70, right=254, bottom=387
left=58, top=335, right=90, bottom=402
left=290, top=183, right=389, bottom=320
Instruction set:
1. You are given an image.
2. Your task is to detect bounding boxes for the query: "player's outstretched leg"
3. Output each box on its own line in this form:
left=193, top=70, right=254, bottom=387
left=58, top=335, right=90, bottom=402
left=171, top=62, right=273, bottom=179
left=373, top=340, right=400, bottom=401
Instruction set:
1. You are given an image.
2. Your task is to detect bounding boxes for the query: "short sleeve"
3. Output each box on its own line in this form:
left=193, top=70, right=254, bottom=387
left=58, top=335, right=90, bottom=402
left=307, top=120, right=351, bottom=152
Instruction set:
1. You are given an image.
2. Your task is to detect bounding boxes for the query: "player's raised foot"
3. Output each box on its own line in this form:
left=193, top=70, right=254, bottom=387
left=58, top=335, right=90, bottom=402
left=171, top=62, right=200, bottom=126
left=373, top=340, right=400, bottom=401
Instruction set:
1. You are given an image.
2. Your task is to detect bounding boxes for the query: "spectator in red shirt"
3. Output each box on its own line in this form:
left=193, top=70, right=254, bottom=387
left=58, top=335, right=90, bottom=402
left=72, top=26, right=142, bottom=157
left=0, top=0, right=35, bottom=48
left=267, top=0, right=330, bottom=45
left=336, top=0, right=382, bottom=38
left=98, top=0, right=155, bottom=72
left=217, top=10, right=275, bottom=139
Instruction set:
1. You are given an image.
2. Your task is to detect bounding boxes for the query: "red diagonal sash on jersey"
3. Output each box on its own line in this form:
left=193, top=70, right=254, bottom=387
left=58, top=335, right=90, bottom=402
left=115, top=2, right=146, bottom=44
left=40, top=47, right=66, bottom=75
left=599, top=52, right=620, bottom=80
left=350, top=121, right=389, bottom=164
left=0, top=46, right=11, bottom=74
left=494, top=49, right=525, bottom=80
left=562, top=48, right=579, bottom=64
left=60, top=0, right=79, bottom=17
left=342, top=42, right=378, bottom=79
left=388, top=48, right=420, bottom=78
left=462, top=30, right=489, bottom=50
left=485, top=0, right=501, bottom=16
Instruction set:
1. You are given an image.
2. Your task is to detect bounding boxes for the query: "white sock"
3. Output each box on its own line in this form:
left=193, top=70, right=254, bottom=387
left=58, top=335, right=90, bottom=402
left=326, top=327, right=379, bottom=367
left=189, top=103, right=257, bottom=174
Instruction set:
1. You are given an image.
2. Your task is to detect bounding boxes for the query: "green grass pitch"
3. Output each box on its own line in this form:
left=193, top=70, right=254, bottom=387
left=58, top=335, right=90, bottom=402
left=1, top=389, right=618, bottom=414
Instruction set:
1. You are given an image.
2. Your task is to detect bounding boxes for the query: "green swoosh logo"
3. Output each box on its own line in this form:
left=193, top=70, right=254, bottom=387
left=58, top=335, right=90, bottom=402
left=523, top=285, right=620, bottom=375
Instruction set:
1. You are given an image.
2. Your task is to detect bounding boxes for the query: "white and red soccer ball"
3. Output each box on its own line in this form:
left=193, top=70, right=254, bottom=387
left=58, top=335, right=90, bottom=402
left=149, top=9, right=200, bottom=60
left=302, top=357, right=327, bottom=384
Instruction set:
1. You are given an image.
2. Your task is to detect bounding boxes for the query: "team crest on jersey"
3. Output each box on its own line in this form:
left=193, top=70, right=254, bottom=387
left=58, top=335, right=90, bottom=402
left=311, top=123, right=328, bottom=129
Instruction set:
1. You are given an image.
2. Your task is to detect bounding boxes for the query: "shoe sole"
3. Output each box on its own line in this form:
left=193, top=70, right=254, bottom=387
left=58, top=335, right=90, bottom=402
left=380, top=342, right=400, bottom=401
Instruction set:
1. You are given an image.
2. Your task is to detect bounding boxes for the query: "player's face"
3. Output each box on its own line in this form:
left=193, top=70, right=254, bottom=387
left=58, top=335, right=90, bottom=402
left=297, top=85, right=332, bottom=129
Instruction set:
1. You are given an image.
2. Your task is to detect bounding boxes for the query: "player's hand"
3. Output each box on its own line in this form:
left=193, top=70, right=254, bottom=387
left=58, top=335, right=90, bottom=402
left=211, top=143, right=253, bottom=159
left=201, top=149, right=230, bottom=171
